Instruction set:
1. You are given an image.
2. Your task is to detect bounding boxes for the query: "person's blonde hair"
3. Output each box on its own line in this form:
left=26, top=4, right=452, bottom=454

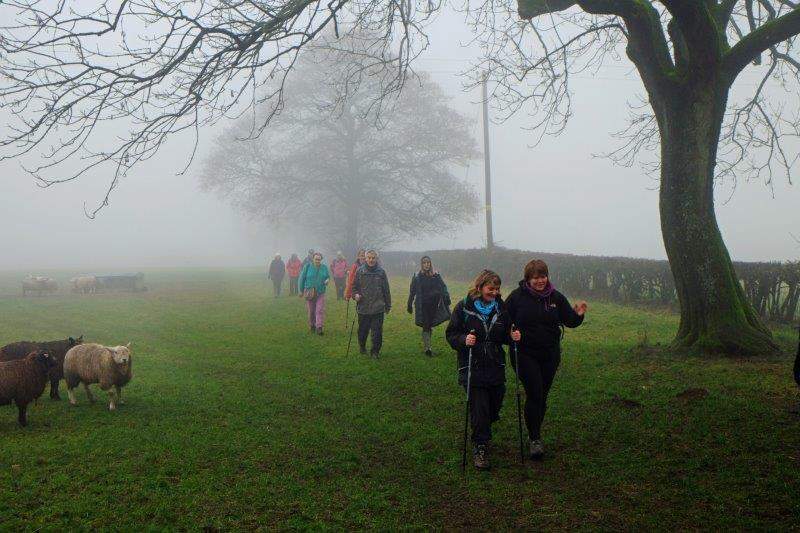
left=467, top=269, right=501, bottom=299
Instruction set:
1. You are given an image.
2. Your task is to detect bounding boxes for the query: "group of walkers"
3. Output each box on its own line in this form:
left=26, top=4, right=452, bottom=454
left=268, top=249, right=589, bottom=471
left=267, top=250, right=352, bottom=301
left=267, top=249, right=393, bottom=358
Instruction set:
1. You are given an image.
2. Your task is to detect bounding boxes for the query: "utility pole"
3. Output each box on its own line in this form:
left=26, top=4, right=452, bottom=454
left=482, top=72, right=494, bottom=251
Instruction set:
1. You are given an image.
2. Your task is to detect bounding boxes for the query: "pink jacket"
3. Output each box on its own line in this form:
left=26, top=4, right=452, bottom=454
left=331, top=258, right=349, bottom=279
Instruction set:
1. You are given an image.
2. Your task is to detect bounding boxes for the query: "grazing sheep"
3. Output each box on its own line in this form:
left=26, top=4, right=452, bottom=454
left=0, top=350, right=56, bottom=427
left=70, top=276, right=97, bottom=294
left=0, top=336, right=83, bottom=401
left=64, top=343, right=132, bottom=410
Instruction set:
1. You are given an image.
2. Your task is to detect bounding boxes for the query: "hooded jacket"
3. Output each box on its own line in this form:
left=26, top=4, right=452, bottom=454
left=446, top=296, right=511, bottom=387
left=351, top=264, right=391, bottom=315
left=505, top=281, right=584, bottom=351
left=268, top=258, right=285, bottom=280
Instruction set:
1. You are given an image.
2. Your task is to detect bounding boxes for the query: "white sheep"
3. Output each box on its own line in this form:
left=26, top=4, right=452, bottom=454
left=63, top=343, right=133, bottom=410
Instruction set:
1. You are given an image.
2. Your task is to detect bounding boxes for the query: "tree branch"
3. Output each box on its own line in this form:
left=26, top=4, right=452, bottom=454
left=518, top=0, right=676, bottom=99
left=716, top=0, right=741, bottom=27
left=724, top=5, right=800, bottom=75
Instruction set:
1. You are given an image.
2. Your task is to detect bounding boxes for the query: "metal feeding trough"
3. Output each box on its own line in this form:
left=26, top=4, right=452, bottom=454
left=93, top=273, right=147, bottom=293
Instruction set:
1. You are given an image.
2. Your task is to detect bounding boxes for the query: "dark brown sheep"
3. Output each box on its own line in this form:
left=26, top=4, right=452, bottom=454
left=0, top=350, right=56, bottom=426
left=0, top=336, right=83, bottom=400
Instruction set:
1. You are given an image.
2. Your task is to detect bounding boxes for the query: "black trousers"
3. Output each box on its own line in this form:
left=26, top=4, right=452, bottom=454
left=289, top=277, right=299, bottom=295
left=464, top=384, right=505, bottom=445
left=358, top=312, right=384, bottom=354
left=512, top=346, right=561, bottom=440
left=272, top=278, right=283, bottom=297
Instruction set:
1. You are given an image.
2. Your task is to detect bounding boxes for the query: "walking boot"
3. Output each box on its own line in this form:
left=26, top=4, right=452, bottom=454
left=424, top=349, right=433, bottom=357
left=359, top=345, right=367, bottom=355
left=473, top=444, right=490, bottom=470
left=309, top=325, right=315, bottom=333
left=317, top=327, right=324, bottom=336
left=529, top=439, right=544, bottom=460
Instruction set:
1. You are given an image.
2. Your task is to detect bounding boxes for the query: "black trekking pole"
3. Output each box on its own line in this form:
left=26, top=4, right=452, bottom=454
left=462, top=329, right=476, bottom=472
left=512, top=324, right=525, bottom=465
left=345, top=299, right=350, bottom=331
left=346, top=314, right=357, bottom=356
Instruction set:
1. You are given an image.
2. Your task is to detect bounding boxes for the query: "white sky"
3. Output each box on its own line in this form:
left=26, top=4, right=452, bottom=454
left=0, top=6, right=797, bottom=271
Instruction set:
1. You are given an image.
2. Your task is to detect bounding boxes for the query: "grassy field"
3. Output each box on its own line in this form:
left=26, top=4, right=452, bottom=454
left=0, top=269, right=798, bottom=530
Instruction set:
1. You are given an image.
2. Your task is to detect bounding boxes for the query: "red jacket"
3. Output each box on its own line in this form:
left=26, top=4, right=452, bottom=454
left=344, top=261, right=363, bottom=301
left=286, top=258, right=303, bottom=278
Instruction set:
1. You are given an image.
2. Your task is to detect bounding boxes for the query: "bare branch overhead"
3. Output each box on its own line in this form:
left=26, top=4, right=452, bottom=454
left=0, top=0, right=438, bottom=215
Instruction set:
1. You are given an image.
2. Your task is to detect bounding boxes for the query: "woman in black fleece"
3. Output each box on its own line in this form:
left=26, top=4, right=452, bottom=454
left=505, top=259, right=587, bottom=460
left=446, top=269, right=514, bottom=470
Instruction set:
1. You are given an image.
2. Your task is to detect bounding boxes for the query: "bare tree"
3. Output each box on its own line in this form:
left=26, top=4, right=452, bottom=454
left=471, top=0, right=800, bottom=355
left=0, top=0, right=435, bottom=216
left=201, top=36, right=479, bottom=253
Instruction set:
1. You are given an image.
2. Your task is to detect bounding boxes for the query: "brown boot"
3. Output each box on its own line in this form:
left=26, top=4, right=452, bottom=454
left=473, top=444, right=490, bottom=470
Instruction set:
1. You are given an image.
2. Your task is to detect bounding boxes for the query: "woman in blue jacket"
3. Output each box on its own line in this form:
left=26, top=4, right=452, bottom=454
left=298, top=252, right=331, bottom=335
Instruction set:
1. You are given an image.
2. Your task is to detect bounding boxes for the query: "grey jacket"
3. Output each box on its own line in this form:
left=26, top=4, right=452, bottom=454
left=352, top=264, right=391, bottom=315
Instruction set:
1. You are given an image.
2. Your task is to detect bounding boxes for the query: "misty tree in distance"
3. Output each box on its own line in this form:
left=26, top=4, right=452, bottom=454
left=201, top=36, right=478, bottom=253
left=473, top=0, right=800, bottom=356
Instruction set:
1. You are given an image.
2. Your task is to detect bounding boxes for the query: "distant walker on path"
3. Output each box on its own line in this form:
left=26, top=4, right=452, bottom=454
left=286, top=254, right=302, bottom=296
left=268, top=254, right=286, bottom=298
left=407, top=256, right=451, bottom=357
left=331, top=252, right=349, bottom=301
left=298, top=252, right=330, bottom=336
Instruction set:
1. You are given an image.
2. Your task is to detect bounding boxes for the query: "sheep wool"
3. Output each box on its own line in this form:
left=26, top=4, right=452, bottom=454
left=0, top=336, right=83, bottom=400
left=0, top=350, right=56, bottom=426
left=64, top=343, right=133, bottom=411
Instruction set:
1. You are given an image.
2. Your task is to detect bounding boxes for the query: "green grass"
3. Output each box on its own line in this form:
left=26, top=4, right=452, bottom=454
left=0, top=269, right=798, bottom=530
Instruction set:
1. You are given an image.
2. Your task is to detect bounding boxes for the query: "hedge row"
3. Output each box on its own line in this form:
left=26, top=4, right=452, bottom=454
left=381, top=248, right=800, bottom=322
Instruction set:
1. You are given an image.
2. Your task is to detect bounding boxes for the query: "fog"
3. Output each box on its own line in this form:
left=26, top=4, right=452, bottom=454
left=1, top=8, right=798, bottom=272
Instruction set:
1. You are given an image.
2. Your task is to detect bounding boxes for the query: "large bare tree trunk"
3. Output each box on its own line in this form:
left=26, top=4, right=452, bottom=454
left=658, top=83, right=779, bottom=355
left=342, top=207, right=360, bottom=260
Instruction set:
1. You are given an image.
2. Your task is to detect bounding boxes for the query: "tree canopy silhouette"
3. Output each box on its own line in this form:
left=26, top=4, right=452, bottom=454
left=201, top=36, right=478, bottom=252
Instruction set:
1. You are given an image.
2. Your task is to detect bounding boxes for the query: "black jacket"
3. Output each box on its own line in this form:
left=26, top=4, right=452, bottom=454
left=505, top=281, right=584, bottom=352
left=446, top=296, right=511, bottom=387
left=407, top=272, right=451, bottom=328
left=352, top=264, right=391, bottom=315
left=268, top=258, right=285, bottom=280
